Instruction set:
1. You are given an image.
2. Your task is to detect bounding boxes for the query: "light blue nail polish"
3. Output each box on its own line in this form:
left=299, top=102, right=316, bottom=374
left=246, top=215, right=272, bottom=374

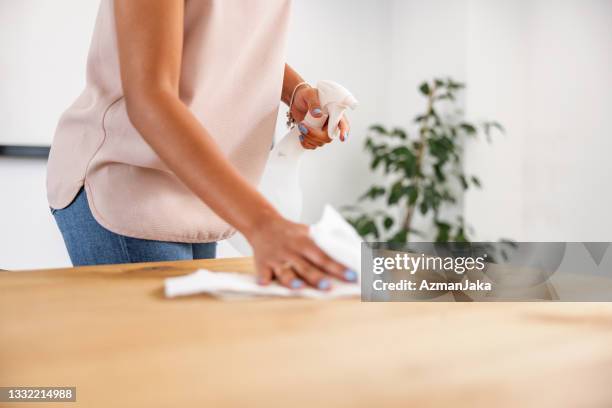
left=318, top=279, right=331, bottom=290
left=299, top=134, right=304, bottom=142
left=312, top=108, right=322, bottom=116
left=344, top=270, right=358, bottom=282
left=344, top=131, right=349, bottom=140
left=298, top=124, right=308, bottom=135
left=291, top=279, right=303, bottom=289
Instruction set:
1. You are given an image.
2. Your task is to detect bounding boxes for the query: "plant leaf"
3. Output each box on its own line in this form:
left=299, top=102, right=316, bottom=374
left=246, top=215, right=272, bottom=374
left=459, top=122, right=477, bottom=135
left=419, top=201, right=429, bottom=215
left=369, top=124, right=387, bottom=135
left=405, top=185, right=418, bottom=205
left=419, top=81, right=431, bottom=96
left=350, top=215, right=379, bottom=239
left=454, top=226, right=468, bottom=243
left=484, top=121, right=505, bottom=135
left=383, top=216, right=394, bottom=230
left=391, top=128, right=407, bottom=139
left=435, top=221, right=451, bottom=243
left=433, top=163, right=446, bottom=182
left=414, top=114, right=428, bottom=123
left=388, top=181, right=405, bottom=205
left=389, top=229, right=408, bottom=244
left=359, top=186, right=386, bottom=201
left=447, top=79, right=465, bottom=89
left=459, top=174, right=469, bottom=190
left=471, top=176, right=481, bottom=188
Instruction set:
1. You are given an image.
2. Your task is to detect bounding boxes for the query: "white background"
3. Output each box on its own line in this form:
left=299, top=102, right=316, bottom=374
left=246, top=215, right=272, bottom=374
left=0, top=0, right=99, bottom=146
left=0, top=0, right=610, bottom=269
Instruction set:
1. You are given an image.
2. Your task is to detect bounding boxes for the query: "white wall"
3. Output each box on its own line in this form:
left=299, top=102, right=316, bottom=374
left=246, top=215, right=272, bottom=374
left=0, top=0, right=99, bottom=146
left=464, top=0, right=612, bottom=241
left=0, top=0, right=98, bottom=269
left=0, top=159, right=71, bottom=269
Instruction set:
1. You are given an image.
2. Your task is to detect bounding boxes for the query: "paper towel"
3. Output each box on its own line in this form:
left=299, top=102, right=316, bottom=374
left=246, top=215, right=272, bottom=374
left=164, top=205, right=362, bottom=299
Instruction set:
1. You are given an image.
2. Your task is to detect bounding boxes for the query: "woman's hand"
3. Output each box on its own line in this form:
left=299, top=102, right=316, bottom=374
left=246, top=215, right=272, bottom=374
left=291, top=85, right=351, bottom=150
left=245, top=214, right=358, bottom=290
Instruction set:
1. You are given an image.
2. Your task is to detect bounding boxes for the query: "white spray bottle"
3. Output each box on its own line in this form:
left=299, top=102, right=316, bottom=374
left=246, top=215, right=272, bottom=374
left=228, top=80, right=358, bottom=255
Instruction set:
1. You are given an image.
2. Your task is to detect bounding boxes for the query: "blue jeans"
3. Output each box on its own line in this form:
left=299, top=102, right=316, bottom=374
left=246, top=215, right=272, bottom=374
left=52, top=188, right=217, bottom=266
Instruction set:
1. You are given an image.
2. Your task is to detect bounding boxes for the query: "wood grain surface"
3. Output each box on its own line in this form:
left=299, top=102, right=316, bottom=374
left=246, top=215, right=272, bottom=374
left=1, top=257, right=612, bottom=407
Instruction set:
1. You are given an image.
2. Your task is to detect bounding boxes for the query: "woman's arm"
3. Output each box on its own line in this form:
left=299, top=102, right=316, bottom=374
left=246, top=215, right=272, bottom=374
left=114, top=0, right=352, bottom=288
left=114, top=0, right=274, bottom=237
left=281, top=64, right=308, bottom=106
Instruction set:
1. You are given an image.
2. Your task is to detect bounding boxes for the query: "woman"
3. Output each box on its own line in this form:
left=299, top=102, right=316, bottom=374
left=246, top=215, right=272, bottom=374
left=47, top=0, right=355, bottom=290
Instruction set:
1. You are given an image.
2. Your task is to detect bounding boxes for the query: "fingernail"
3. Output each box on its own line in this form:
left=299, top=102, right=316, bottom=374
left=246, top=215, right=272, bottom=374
left=298, top=123, right=308, bottom=135
left=257, top=276, right=267, bottom=285
left=312, top=108, right=322, bottom=116
left=291, top=279, right=303, bottom=289
left=344, top=269, right=358, bottom=282
left=344, top=131, right=349, bottom=140
left=299, top=134, right=304, bottom=142
left=318, top=279, right=331, bottom=290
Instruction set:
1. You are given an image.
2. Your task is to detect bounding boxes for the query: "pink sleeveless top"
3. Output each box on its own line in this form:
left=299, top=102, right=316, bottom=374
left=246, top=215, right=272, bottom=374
left=47, top=0, right=291, bottom=242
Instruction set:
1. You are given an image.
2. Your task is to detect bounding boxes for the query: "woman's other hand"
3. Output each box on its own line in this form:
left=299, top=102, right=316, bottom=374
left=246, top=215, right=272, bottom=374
left=244, top=214, right=358, bottom=290
left=291, top=85, right=351, bottom=149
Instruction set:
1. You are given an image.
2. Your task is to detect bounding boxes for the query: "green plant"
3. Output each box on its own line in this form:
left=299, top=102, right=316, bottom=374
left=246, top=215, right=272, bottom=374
left=345, top=78, right=504, bottom=243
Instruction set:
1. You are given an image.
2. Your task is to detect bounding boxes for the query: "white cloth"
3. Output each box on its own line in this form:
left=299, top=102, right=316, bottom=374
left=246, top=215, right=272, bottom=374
left=164, top=205, right=362, bottom=299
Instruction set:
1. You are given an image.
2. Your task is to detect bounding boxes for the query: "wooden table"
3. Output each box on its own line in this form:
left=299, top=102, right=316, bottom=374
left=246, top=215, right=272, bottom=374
left=1, top=258, right=612, bottom=407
